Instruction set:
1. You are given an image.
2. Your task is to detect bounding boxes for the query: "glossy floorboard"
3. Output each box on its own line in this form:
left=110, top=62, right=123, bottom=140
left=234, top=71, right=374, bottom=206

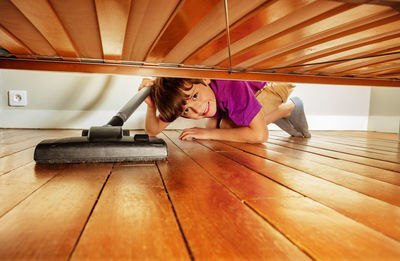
left=0, top=129, right=399, bottom=260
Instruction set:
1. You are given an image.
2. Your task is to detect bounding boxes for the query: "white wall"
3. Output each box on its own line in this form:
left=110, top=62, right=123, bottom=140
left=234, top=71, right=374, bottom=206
left=290, top=83, right=371, bottom=131
left=0, top=69, right=205, bottom=129
left=0, top=68, right=397, bottom=133
left=368, top=87, right=400, bottom=133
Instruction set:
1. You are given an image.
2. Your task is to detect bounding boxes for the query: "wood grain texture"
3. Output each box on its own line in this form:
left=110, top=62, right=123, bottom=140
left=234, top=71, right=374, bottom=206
left=271, top=134, right=400, bottom=163
left=235, top=6, right=399, bottom=69
left=95, top=0, right=131, bottom=60
left=0, top=0, right=56, bottom=56
left=158, top=132, right=311, bottom=260
left=1, top=0, right=400, bottom=84
left=0, top=164, right=112, bottom=260
left=123, top=0, right=180, bottom=61
left=222, top=141, right=400, bottom=207
left=11, top=0, right=79, bottom=59
left=256, top=141, right=400, bottom=186
left=215, top=147, right=400, bottom=241
left=216, top=0, right=354, bottom=67
left=71, top=165, right=190, bottom=260
left=184, top=0, right=314, bottom=65
left=163, top=0, right=267, bottom=64
left=267, top=136, right=400, bottom=172
left=49, top=0, right=103, bottom=59
left=145, top=0, right=220, bottom=63
left=0, top=25, right=32, bottom=56
left=0, top=130, right=80, bottom=158
left=0, top=129, right=399, bottom=260
left=164, top=131, right=400, bottom=260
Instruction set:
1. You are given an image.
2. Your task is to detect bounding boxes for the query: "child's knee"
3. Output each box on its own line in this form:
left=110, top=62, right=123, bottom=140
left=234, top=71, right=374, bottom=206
left=280, top=100, right=295, bottom=118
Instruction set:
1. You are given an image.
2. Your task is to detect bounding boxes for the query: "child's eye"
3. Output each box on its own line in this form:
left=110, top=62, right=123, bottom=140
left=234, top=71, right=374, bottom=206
left=183, top=108, right=189, bottom=114
left=193, top=93, right=198, bottom=100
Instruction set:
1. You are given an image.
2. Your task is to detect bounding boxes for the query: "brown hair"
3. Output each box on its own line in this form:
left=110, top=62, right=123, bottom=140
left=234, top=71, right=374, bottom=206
left=150, top=77, right=206, bottom=122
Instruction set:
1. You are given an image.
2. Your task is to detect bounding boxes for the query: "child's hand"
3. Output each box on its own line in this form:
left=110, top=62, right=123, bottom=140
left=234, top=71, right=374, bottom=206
left=139, top=78, right=155, bottom=108
left=179, top=127, right=209, bottom=141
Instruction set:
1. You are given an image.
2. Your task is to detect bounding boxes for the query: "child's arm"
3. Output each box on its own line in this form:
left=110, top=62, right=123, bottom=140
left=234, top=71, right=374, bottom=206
left=179, top=111, right=268, bottom=143
left=139, top=79, right=169, bottom=136
left=144, top=105, right=170, bottom=136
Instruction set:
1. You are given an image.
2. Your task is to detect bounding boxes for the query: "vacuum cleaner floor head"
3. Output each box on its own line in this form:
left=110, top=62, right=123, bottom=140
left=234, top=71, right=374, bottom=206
left=34, top=130, right=168, bottom=164
left=34, top=87, right=168, bottom=164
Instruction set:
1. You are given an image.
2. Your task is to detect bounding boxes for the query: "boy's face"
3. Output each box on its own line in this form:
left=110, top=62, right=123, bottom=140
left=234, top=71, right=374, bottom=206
left=181, top=79, right=217, bottom=119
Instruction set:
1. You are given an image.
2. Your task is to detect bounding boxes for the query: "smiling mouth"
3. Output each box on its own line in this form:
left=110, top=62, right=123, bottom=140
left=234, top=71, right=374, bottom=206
left=202, top=102, right=210, bottom=116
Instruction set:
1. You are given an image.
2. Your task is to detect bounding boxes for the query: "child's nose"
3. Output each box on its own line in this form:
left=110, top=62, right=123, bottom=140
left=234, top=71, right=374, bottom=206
left=190, top=101, right=202, bottom=114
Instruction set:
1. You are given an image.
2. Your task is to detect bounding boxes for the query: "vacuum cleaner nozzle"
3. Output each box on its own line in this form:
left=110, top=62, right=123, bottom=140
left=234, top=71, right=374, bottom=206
left=34, top=126, right=168, bottom=164
left=34, top=86, right=168, bottom=164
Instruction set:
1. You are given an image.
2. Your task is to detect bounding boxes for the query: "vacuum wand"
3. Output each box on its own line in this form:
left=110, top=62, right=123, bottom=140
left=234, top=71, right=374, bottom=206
left=106, top=86, right=151, bottom=126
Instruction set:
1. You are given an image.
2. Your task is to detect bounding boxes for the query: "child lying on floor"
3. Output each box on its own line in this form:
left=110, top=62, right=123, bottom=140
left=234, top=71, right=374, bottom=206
left=139, top=77, right=310, bottom=143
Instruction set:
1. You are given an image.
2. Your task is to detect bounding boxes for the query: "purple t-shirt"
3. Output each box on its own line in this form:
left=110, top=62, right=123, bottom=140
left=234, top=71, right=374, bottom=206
left=209, top=80, right=266, bottom=126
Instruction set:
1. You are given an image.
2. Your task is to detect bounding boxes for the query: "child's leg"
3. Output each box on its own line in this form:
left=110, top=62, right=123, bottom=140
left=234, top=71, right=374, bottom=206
left=256, top=82, right=303, bottom=136
left=262, top=101, right=304, bottom=137
left=287, top=97, right=311, bottom=138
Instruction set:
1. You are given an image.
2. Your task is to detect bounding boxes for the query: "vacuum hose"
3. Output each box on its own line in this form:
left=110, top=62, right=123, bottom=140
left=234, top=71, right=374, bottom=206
left=106, top=86, right=151, bottom=126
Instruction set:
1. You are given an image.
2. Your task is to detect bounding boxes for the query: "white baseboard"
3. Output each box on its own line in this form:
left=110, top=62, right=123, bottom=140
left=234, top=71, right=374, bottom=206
left=307, top=115, right=369, bottom=131
left=0, top=109, right=375, bottom=131
left=368, top=116, right=400, bottom=133
left=269, top=115, right=369, bottom=131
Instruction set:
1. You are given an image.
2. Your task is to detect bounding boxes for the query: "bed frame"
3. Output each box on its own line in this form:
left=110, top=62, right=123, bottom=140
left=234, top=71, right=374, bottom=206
left=1, top=0, right=400, bottom=87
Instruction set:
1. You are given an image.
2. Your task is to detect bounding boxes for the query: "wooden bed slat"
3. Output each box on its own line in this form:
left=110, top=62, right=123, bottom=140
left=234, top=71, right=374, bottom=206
left=49, top=0, right=103, bottom=59
left=244, top=6, right=399, bottom=69
left=145, top=0, right=221, bottom=63
left=259, top=23, right=400, bottom=71
left=1, top=0, right=400, bottom=84
left=95, top=0, right=131, bottom=61
left=0, top=0, right=56, bottom=56
left=343, top=55, right=400, bottom=76
left=185, top=0, right=315, bottom=65
left=163, top=0, right=267, bottom=64
left=10, top=0, right=79, bottom=59
left=0, top=25, right=32, bottom=56
left=123, top=0, right=180, bottom=61
left=209, top=0, right=349, bottom=67
left=311, top=49, right=400, bottom=75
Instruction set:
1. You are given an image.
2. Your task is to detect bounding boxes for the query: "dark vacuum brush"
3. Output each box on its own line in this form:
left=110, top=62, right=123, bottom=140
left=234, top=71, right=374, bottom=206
left=34, top=86, right=168, bottom=164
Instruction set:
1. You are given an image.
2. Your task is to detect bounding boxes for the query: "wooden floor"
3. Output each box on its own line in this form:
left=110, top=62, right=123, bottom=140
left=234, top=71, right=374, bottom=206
left=1, top=129, right=399, bottom=260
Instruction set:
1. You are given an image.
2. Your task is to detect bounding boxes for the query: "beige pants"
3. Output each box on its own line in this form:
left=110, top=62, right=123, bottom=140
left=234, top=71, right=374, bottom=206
left=255, top=82, right=295, bottom=115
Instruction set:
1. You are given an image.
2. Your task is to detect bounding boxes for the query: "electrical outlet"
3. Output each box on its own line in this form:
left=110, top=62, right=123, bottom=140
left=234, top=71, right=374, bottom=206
left=8, top=90, right=27, bottom=107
